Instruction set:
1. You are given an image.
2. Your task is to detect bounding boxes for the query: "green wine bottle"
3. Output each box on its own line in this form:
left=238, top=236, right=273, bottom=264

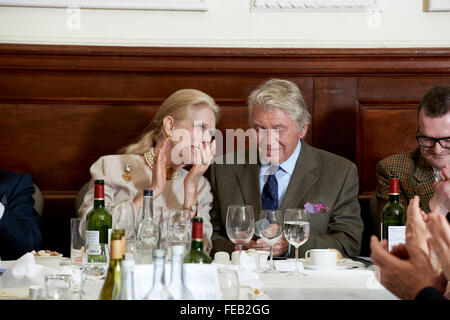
left=86, top=179, right=112, bottom=262
left=99, top=229, right=125, bottom=300
left=184, top=217, right=212, bottom=264
left=381, top=176, right=406, bottom=252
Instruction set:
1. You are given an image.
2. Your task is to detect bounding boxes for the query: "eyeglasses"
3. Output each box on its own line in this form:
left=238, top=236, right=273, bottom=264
left=416, top=128, right=450, bottom=149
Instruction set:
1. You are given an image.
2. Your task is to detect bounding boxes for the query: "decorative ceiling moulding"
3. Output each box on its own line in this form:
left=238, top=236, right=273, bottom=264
left=252, top=0, right=379, bottom=12
left=0, top=0, right=210, bottom=11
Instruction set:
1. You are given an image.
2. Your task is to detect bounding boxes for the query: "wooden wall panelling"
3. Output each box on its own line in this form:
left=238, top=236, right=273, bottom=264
left=313, top=77, right=357, bottom=163
left=1, top=44, right=450, bottom=255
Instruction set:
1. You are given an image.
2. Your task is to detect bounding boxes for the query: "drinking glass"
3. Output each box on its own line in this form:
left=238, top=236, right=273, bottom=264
left=284, top=208, right=311, bottom=276
left=80, top=243, right=109, bottom=300
left=259, top=210, right=284, bottom=273
left=45, top=274, right=74, bottom=300
left=110, top=200, right=136, bottom=240
left=166, top=210, right=192, bottom=255
left=70, top=217, right=84, bottom=263
left=226, top=205, right=255, bottom=258
left=217, top=269, right=240, bottom=300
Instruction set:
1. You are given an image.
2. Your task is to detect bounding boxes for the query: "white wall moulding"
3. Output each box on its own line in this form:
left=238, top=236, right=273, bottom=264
left=0, top=0, right=210, bottom=10
left=424, top=0, right=450, bottom=11
left=252, top=0, right=379, bottom=11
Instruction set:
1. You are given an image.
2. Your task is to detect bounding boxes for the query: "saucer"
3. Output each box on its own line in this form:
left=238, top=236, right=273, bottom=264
left=301, top=259, right=347, bottom=270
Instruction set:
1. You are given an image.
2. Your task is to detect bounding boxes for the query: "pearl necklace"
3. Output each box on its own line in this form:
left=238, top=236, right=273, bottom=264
left=143, top=148, right=179, bottom=180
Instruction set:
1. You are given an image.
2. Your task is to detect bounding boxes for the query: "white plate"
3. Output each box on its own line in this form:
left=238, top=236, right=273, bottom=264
left=0, top=287, right=29, bottom=300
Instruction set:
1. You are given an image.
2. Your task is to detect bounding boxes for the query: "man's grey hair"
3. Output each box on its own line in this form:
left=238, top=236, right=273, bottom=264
left=247, top=78, right=311, bottom=130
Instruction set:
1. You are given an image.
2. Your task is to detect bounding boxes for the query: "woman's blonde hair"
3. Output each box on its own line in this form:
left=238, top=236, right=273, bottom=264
left=247, top=78, right=311, bottom=130
left=121, top=89, right=220, bottom=155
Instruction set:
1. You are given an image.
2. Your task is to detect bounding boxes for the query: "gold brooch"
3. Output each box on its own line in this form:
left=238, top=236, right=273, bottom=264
left=122, top=164, right=132, bottom=182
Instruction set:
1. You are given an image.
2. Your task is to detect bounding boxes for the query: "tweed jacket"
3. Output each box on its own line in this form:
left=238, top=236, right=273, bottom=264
left=375, top=147, right=435, bottom=216
left=209, top=141, right=363, bottom=258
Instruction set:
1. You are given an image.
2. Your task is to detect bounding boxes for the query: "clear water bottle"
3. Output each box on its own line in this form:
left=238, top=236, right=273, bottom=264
left=117, top=258, right=135, bottom=300
left=135, top=190, right=159, bottom=264
left=145, top=249, right=173, bottom=300
left=168, top=245, right=194, bottom=300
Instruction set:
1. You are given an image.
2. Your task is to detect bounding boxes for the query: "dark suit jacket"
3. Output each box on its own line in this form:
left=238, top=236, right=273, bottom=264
left=0, top=169, right=42, bottom=260
left=209, top=141, right=363, bottom=258
left=415, top=287, right=447, bottom=300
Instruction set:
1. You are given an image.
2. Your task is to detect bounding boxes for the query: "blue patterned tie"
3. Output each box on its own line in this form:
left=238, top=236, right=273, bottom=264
left=261, top=174, right=278, bottom=210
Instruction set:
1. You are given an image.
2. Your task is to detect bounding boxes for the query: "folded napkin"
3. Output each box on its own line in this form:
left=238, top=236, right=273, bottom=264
left=274, top=259, right=305, bottom=272
left=0, top=253, right=59, bottom=288
left=234, top=251, right=263, bottom=289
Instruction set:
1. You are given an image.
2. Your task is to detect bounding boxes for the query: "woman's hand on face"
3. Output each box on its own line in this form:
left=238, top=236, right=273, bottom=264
left=185, top=139, right=216, bottom=183
left=184, top=139, right=216, bottom=207
left=150, top=139, right=169, bottom=199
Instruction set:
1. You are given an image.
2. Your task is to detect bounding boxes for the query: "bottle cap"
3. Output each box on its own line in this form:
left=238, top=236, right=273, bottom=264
left=144, top=189, right=153, bottom=197
left=389, top=177, right=400, bottom=195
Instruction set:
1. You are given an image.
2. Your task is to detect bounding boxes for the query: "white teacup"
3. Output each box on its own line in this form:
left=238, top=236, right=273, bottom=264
left=305, top=249, right=337, bottom=268
left=247, top=250, right=269, bottom=271
left=231, top=251, right=240, bottom=265
left=214, top=251, right=230, bottom=265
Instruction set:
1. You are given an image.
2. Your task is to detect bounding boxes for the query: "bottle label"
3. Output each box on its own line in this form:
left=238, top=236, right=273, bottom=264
left=108, top=228, right=112, bottom=245
left=111, top=239, right=124, bottom=260
left=86, top=230, right=101, bottom=254
left=388, top=226, right=406, bottom=251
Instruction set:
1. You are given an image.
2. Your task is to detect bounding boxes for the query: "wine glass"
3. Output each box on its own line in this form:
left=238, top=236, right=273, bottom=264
left=166, top=210, right=192, bottom=256
left=110, top=200, right=136, bottom=240
left=284, top=208, right=311, bottom=276
left=226, top=205, right=255, bottom=258
left=259, top=210, right=284, bottom=273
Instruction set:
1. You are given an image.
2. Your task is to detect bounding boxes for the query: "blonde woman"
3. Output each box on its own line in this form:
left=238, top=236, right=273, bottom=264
left=78, top=89, right=219, bottom=253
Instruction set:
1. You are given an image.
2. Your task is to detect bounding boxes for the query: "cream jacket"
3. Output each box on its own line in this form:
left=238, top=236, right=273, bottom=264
left=78, top=154, right=213, bottom=252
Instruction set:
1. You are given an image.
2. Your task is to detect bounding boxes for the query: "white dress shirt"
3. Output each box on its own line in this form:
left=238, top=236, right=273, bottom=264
left=0, top=202, right=4, bottom=220
left=259, top=140, right=302, bottom=208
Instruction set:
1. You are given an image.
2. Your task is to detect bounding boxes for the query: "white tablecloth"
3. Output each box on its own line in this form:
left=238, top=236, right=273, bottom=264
left=1, top=258, right=398, bottom=300
left=253, top=269, right=398, bottom=300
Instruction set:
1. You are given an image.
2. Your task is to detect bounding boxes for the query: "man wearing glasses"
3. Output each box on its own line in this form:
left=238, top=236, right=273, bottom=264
left=375, top=85, right=450, bottom=221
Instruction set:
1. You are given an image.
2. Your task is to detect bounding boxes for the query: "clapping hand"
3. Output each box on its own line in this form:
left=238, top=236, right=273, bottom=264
left=406, top=195, right=431, bottom=255
left=426, top=206, right=450, bottom=281
left=370, top=234, right=440, bottom=300
left=430, top=164, right=450, bottom=215
left=133, top=139, right=169, bottom=211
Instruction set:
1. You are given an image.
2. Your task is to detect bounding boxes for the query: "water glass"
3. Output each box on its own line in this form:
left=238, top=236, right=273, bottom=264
left=70, top=217, right=84, bottom=263
left=45, top=274, right=74, bottom=300
left=80, top=243, right=109, bottom=300
left=217, top=269, right=240, bottom=300
left=284, top=208, right=311, bottom=276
